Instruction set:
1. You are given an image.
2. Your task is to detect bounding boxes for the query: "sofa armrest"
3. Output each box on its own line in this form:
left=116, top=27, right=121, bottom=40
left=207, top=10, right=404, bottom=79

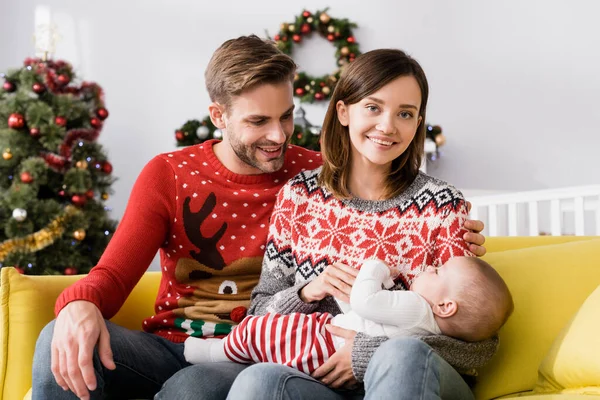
left=0, top=267, right=160, bottom=400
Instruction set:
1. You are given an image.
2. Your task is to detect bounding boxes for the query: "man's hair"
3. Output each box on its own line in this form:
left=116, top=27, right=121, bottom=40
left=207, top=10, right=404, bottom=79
left=444, top=258, right=514, bottom=342
left=204, top=35, right=297, bottom=109
left=318, top=48, right=429, bottom=200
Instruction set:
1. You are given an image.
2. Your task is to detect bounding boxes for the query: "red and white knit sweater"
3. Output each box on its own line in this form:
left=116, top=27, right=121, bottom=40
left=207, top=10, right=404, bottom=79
left=55, top=140, right=320, bottom=343
left=250, top=167, right=473, bottom=317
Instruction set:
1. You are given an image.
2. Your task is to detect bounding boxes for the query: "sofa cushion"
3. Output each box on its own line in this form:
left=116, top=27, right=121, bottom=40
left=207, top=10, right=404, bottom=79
left=533, top=284, right=600, bottom=395
left=472, top=238, right=600, bottom=400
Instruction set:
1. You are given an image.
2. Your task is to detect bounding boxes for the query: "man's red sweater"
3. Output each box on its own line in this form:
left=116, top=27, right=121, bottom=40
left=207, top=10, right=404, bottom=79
left=55, top=140, right=321, bottom=343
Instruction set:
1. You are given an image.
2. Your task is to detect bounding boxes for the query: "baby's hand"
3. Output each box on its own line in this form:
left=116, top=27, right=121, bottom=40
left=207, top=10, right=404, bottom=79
left=387, top=264, right=402, bottom=280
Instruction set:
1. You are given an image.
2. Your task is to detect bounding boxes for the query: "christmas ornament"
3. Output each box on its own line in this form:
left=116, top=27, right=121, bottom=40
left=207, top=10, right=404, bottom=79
left=322, top=86, right=331, bottom=95
left=75, top=160, right=88, bottom=169
left=435, top=133, right=446, bottom=147
left=71, top=194, right=87, bottom=207
left=85, top=189, right=95, bottom=199
left=102, top=161, right=113, bottom=174
left=3, top=81, right=15, bottom=92
left=213, top=129, right=223, bottom=139
left=2, top=149, right=12, bottom=160
left=12, top=208, right=27, bottom=222
left=273, top=9, right=361, bottom=103
left=8, top=113, right=25, bottom=129
left=32, top=82, right=45, bottom=94
left=73, top=229, right=86, bottom=241
left=29, top=127, right=41, bottom=138
left=175, top=130, right=185, bottom=141
left=196, top=125, right=209, bottom=139
left=90, top=117, right=102, bottom=129
left=101, top=193, right=109, bottom=200
left=20, top=171, right=33, bottom=183
left=57, top=74, right=70, bottom=86
left=96, top=107, right=109, bottom=120
left=64, top=267, right=78, bottom=275
left=15, top=267, right=25, bottom=274
left=55, top=116, right=67, bottom=127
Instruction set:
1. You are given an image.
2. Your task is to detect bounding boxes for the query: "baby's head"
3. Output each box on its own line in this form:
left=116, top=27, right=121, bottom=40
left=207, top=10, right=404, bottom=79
left=410, top=257, right=513, bottom=342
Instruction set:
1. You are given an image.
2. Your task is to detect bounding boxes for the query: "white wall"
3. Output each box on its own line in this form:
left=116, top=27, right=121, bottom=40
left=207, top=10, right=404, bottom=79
left=2, top=0, right=599, bottom=268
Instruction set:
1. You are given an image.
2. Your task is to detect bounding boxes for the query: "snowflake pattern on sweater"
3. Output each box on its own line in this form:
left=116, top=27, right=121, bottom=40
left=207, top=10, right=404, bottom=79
left=251, top=167, right=473, bottom=317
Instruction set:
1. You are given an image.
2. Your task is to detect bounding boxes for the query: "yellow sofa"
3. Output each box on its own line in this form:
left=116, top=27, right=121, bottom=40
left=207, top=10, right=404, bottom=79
left=1, top=236, right=599, bottom=400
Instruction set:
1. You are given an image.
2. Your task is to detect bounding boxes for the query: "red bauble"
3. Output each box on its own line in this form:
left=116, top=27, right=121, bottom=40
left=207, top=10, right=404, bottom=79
left=58, top=190, right=66, bottom=197
left=319, top=82, right=326, bottom=87
left=90, top=117, right=102, bottom=129
left=71, top=194, right=87, bottom=207
left=292, top=34, right=302, bottom=43
left=302, top=10, right=311, bottom=18
left=57, top=74, right=70, bottom=86
left=102, top=161, right=113, bottom=174
left=96, top=107, right=109, bottom=120
left=314, top=92, right=324, bottom=100
left=230, top=306, right=247, bottom=323
left=32, top=82, right=45, bottom=94
left=327, top=34, right=335, bottom=42
left=8, top=113, right=25, bottom=129
left=295, top=87, right=305, bottom=96
left=29, top=127, right=41, bottom=138
left=64, top=267, right=78, bottom=275
left=175, top=130, right=185, bottom=141
left=347, top=36, right=356, bottom=43
left=85, top=189, right=95, bottom=199
left=55, top=116, right=67, bottom=127
left=15, top=267, right=25, bottom=274
left=274, top=34, right=280, bottom=41
left=3, top=81, right=15, bottom=92
left=20, top=171, right=33, bottom=183
left=301, top=23, right=311, bottom=34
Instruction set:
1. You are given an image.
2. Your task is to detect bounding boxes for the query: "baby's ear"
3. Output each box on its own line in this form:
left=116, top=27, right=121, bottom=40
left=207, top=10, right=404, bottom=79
left=432, top=299, right=458, bottom=318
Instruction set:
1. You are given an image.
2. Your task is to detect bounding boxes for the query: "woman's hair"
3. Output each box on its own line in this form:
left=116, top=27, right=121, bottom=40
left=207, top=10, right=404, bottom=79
left=318, top=49, right=429, bottom=199
left=204, top=35, right=297, bottom=109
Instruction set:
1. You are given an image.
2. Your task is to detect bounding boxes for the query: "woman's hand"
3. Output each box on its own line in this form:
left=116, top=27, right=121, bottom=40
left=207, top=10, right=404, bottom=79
left=300, top=262, right=358, bottom=303
left=311, top=325, right=358, bottom=388
left=464, top=201, right=487, bottom=256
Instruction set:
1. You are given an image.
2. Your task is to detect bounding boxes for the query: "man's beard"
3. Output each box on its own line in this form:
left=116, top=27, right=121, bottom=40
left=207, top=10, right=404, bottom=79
left=229, top=133, right=290, bottom=174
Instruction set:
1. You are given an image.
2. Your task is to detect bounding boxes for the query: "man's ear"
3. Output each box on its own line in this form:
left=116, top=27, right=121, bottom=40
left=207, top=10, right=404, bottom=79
left=336, top=100, right=349, bottom=127
left=432, top=299, right=458, bottom=319
left=208, top=102, right=227, bottom=129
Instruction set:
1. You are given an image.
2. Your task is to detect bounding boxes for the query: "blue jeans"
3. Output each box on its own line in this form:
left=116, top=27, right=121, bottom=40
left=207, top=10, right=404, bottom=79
left=226, top=337, right=475, bottom=400
left=32, top=319, right=191, bottom=399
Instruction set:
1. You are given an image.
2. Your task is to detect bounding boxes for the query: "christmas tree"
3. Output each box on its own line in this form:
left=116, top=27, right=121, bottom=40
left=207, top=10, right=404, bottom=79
left=0, top=58, right=117, bottom=275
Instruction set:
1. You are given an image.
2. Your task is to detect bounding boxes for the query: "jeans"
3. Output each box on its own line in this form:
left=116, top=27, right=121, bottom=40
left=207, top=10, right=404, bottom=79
left=32, top=319, right=189, bottom=399
left=227, top=337, right=475, bottom=400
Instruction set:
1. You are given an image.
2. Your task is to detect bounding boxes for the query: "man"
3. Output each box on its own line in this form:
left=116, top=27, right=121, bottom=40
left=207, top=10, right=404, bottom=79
left=32, top=35, right=487, bottom=400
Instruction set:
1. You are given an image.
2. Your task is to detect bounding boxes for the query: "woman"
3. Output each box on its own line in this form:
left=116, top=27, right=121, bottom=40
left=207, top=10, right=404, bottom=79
left=227, top=49, right=493, bottom=400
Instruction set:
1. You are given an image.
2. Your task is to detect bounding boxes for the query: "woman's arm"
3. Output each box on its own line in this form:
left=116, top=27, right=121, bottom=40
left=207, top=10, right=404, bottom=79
left=249, top=184, right=320, bottom=316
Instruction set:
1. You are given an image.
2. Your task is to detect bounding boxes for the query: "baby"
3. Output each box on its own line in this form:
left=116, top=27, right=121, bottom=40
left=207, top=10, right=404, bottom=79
left=184, top=256, right=514, bottom=374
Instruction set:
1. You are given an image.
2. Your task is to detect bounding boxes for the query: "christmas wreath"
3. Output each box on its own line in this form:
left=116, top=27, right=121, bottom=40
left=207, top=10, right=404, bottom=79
left=273, top=9, right=361, bottom=103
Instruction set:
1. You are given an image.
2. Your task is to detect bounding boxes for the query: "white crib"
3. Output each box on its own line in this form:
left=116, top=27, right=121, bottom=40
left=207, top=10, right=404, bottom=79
left=467, top=185, right=600, bottom=237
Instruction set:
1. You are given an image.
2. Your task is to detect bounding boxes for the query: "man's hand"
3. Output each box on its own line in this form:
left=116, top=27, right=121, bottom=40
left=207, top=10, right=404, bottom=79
left=51, top=300, right=116, bottom=400
left=311, top=325, right=358, bottom=389
left=300, top=263, right=358, bottom=303
left=465, top=201, right=487, bottom=257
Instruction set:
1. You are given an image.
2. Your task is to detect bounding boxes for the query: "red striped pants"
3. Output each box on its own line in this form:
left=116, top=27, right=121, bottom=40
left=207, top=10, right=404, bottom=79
left=223, top=312, right=337, bottom=374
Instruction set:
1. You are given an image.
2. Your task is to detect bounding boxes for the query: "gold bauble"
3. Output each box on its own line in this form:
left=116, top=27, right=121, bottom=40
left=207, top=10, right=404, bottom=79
left=101, top=193, right=109, bottom=200
left=322, top=86, right=331, bottom=95
left=75, top=160, right=88, bottom=169
left=2, top=149, right=12, bottom=160
left=304, top=84, right=311, bottom=91
left=434, top=133, right=446, bottom=147
left=294, top=73, right=300, bottom=81
left=320, top=13, right=331, bottom=24
left=288, top=25, right=295, bottom=32
left=73, top=229, right=86, bottom=241
left=327, top=25, right=335, bottom=33
left=307, top=17, right=313, bottom=23
left=340, top=47, right=350, bottom=56
left=280, top=23, right=289, bottom=31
